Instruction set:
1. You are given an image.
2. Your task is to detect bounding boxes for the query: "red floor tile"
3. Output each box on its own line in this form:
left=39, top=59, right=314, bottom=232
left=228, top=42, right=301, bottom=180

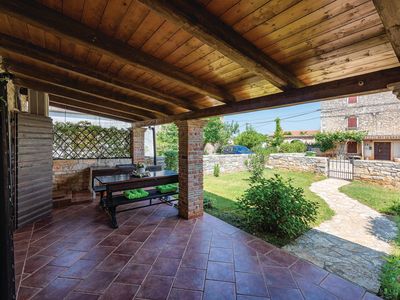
left=136, top=275, right=174, bottom=300
left=31, top=277, right=80, bottom=300
left=75, top=270, right=117, bottom=293
left=101, top=282, right=139, bottom=300
left=60, top=259, right=99, bottom=279
left=96, top=254, right=131, bottom=272
left=173, top=267, right=206, bottom=291
left=203, top=280, right=236, bottom=300
left=150, top=257, right=181, bottom=276
left=22, top=265, right=67, bottom=288
left=115, top=263, right=151, bottom=285
left=206, top=261, right=235, bottom=282
left=235, top=272, right=269, bottom=297
left=13, top=203, right=381, bottom=300
left=168, top=288, right=202, bottom=300
left=320, top=274, right=365, bottom=300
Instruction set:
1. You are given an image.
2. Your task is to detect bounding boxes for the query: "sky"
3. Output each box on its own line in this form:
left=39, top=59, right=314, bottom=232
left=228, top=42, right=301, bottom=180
left=224, top=101, right=321, bottom=135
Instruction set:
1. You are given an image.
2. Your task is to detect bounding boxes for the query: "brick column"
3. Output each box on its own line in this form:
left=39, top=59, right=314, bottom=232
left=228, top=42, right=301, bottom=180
left=176, top=119, right=206, bottom=219
left=132, top=127, right=146, bottom=164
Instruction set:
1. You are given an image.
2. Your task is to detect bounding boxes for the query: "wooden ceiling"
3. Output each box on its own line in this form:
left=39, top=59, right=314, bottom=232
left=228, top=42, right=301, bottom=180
left=0, top=0, right=399, bottom=124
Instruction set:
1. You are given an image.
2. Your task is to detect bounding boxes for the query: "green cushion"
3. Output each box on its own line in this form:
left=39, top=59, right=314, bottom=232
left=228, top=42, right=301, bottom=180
left=123, top=189, right=149, bottom=200
left=156, top=184, right=178, bottom=193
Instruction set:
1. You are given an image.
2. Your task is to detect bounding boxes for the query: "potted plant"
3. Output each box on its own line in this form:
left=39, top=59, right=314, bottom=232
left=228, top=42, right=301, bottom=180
left=136, top=163, right=146, bottom=174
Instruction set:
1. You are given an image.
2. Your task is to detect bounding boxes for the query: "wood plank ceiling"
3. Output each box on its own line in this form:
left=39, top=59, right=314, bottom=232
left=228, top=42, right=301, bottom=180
left=0, top=0, right=399, bottom=124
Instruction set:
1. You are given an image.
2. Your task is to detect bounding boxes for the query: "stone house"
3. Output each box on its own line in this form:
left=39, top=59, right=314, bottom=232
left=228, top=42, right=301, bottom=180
left=282, top=130, right=319, bottom=145
left=321, top=92, right=400, bottom=161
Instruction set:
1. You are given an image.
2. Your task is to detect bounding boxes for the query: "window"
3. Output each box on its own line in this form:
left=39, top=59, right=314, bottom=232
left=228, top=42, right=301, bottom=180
left=347, top=116, right=358, bottom=129
left=347, top=142, right=358, bottom=154
left=348, top=96, right=357, bottom=104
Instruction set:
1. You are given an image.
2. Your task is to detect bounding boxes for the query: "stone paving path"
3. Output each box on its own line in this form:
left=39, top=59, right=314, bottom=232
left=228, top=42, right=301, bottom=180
left=284, top=178, right=398, bottom=293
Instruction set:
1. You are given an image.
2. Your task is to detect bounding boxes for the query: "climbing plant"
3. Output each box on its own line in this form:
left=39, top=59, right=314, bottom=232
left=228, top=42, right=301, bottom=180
left=53, top=121, right=131, bottom=159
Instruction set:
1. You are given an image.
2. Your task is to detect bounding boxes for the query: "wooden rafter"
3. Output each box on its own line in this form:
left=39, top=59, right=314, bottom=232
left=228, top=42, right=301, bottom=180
left=133, top=67, right=400, bottom=127
left=0, top=0, right=234, bottom=103
left=49, top=95, right=137, bottom=123
left=0, top=34, right=199, bottom=111
left=49, top=101, right=135, bottom=123
left=6, top=60, right=169, bottom=117
left=373, top=0, right=400, bottom=61
left=12, top=77, right=154, bottom=121
left=138, top=0, right=304, bottom=90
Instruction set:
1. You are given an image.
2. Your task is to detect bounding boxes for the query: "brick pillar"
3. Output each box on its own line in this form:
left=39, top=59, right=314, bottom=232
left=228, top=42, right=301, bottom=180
left=176, top=119, right=206, bottom=219
left=132, top=127, right=146, bottom=164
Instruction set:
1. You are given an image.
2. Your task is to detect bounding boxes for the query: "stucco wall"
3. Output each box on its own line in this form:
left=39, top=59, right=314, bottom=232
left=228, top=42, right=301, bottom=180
left=268, top=153, right=328, bottom=175
left=353, top=160, right=400, bottom=188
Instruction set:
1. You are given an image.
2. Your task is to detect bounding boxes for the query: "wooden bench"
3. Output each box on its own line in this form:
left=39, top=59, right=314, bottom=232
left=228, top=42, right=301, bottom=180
left=99, top=173, right=178, bottom=228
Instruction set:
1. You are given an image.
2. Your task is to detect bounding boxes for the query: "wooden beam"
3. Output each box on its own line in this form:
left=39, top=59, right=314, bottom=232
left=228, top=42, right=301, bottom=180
left=49, top=95, right=137, bottom=122
left=0, top=0, right=234, bottom=103
left=133, top=67, right=400, bottom=127
left=373, top=0, right=400, bottom=61
left=0, top=34, right=199, bottom=111
left=5, top=60, right=168, bottom=117
left=138, top=0, right=304, bottom=90
left=49, top=101, right=134, bottom=123
left=12, top=77, right=151, bottom=121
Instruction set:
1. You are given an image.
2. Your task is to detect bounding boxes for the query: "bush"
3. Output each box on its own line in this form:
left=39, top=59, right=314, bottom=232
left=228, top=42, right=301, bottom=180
left=245, top=151, right=266, bottom=183
left=203, top=194, right=214, bottom=209
left=305, top=151, right=316, bottom=157
left=213, top=164, right=220, bottom=177
left=164, top=150, right=178, bottom=171
left=379, top=255, right=400, bottom=299
left=238, top=174, right=318, bottom=238
left=280, top=141, right=307, bottom=153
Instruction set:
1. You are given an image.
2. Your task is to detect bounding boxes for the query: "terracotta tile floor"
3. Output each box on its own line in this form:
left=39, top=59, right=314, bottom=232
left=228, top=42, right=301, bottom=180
left=14, top=201, right=381, bottom=300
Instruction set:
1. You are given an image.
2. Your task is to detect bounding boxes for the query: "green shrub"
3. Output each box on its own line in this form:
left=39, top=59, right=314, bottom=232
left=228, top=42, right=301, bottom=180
left=245, top=151, right=266, bottom=183
left=379, top=255, right=400, bottom=300
left=213, top=164, right=220, bottom=177
left=280, top=141, right=307, bottom=153
left=238, top=174, right=318, bottom=238
left=203, top=194, right=214, bottom=209
left=305, top=151, right=316, bottom=157
left=164, top=150, right=178, bottom=171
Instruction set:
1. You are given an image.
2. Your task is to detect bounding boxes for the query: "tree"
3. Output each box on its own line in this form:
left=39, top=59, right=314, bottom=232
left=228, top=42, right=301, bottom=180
left=315, top=130, right=367, bottom=156
left=156, top=123, right=178, bottom=155
left=156, top=119, right=239, bottom=155
left=271, top=118, right=284, bottom=147
left=204, top=117, right=238, bottom=151
left=234, top=125, right=266, bottom=150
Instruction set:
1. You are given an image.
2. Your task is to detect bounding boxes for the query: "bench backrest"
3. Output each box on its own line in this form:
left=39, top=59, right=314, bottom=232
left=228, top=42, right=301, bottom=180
left=106, top=174, right=179, bottom=193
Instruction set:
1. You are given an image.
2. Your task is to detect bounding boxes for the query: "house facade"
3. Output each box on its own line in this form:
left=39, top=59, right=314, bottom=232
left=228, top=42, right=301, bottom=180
left=321, top=91, right=400, bottom=161
left=282, top=130, right=319, bottom=145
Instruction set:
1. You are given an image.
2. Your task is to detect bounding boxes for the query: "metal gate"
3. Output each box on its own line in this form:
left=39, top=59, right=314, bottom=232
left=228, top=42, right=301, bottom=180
left=328, top=158, right=354, bottom=180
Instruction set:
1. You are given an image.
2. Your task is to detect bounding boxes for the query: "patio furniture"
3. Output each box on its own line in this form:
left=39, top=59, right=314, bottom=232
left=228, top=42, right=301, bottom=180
left=95, top=170, right=178, bottom=228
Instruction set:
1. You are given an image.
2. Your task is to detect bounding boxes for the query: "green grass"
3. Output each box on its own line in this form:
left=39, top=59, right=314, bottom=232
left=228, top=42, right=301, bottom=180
left=340, top=181, right=400, bottom=299
left=339, top=181, right=400, bottom=215
left=203, top=169, right=334, bottom=246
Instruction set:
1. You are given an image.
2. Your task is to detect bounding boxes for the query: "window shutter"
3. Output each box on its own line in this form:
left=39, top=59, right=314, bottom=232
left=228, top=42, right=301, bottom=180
left=348, top=116, right=357, bottom=129
left=348, top=96, right=357, bottom=104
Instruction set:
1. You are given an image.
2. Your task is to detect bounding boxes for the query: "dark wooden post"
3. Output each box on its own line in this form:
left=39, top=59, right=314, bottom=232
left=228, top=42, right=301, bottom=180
left=0, top=72, right=16, bottom=300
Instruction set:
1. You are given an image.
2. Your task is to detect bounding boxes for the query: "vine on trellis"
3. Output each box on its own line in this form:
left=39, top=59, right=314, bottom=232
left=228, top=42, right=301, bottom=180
left=53, top=121, right=131, bottom=159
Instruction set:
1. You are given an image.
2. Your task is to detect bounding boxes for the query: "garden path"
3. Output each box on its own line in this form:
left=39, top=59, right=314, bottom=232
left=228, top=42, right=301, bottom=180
left=284, top=178, right=397, bottom=293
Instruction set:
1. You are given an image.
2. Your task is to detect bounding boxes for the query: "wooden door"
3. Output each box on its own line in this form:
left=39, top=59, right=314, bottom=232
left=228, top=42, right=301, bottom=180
left=347, top=142, right=358, bottom=154
left=374, top=142, right=391, bottom=160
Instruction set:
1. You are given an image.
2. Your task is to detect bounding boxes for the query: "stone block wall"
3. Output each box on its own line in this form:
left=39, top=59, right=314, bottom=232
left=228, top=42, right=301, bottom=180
left=268, top=153, right=328, bottom=175
left=354, top=160, right=400, bottom=188
left=53, top=157, right=164, bottom=192
left=203, top=154, right=250, bottom=174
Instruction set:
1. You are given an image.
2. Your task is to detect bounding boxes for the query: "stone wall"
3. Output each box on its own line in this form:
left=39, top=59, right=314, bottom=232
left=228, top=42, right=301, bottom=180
left=268, top=153, right=328, bottom=175
left=53, top=157, right=164, bottom=192
left=354, top=160, right=400, bottom=188
left=203, top=154, right=250, bottom=174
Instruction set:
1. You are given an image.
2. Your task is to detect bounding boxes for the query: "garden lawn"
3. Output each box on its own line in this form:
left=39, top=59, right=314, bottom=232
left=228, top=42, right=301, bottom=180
left=204, top=169, right=334, bottom=246
left=340, top=181, right=400, bottom=300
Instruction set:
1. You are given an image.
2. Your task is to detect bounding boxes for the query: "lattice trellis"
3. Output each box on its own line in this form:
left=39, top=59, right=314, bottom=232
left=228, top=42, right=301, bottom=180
left=53, top=122, right=131, bottom=159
